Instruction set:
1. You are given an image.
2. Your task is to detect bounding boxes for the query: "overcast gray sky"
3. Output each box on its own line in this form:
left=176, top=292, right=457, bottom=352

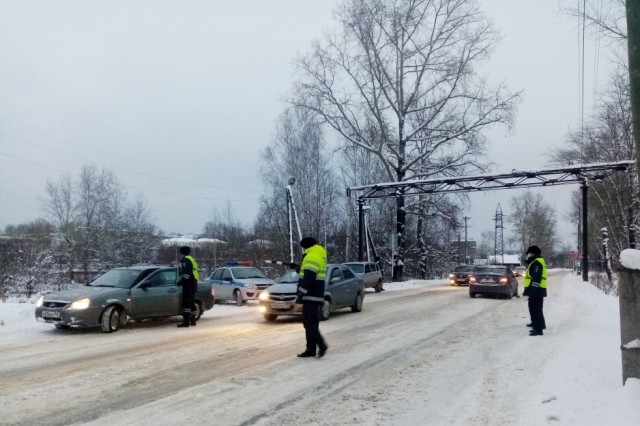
left=0, top=0, right=618, bottom=250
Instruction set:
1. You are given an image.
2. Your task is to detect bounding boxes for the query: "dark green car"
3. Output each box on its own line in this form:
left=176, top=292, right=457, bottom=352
left=35, top=266, right=215, bottom=333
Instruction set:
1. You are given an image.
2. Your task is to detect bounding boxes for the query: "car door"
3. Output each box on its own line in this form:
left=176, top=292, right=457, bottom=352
left=220, top=268, right=235, bottom=300
left=130, top=268, right=180, bottom=318
left=208, top=269, right=226, bottom=300
left=339, top=265, right=359, bottom=304
left=327, top=266, right=347, bottom=308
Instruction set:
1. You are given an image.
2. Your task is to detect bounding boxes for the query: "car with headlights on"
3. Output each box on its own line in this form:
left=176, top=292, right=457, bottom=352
left=258, top=264, right=365, bottom=321
left=203, top=262, right=275, bottom=306
left=448, top=264, right=475, bottom=286
left=468, top=264, right=519, bottom=299
left=35, top=266, right=215, bottom=333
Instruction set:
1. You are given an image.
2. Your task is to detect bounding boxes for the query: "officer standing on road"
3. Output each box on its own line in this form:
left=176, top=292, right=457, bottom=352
left=177, top=246, right=199, bottom=328
left=296, top=237, right=329, bottom=358
left=523, top=245, right=547, bottom=336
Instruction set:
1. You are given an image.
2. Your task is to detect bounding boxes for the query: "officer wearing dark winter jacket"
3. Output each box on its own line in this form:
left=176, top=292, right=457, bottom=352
left=523, top=245, right=547, bottom=336
left=296, top=237, right=329, bottom=358
left=177, top=246, right=199, bottom=328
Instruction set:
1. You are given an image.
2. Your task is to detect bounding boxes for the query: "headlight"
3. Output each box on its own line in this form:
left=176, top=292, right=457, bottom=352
left=258, top=291, right=270, bottom=301
left=36, top=296, right=44, bottom=307
left=245, top=283, right=257, bottom=289
left=449, top=274, right=455, bottom=278
left=69, top=298, right=90, bottom=310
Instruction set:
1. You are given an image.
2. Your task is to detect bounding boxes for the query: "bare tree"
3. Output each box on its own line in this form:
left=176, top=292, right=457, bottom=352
left=293, top=0, right=519, bottom=280
left=74, top=164, right=124, bottom=280
left=564, top=0, right=627, bottom=42
left=258, top=107, right=342, bottom=261
left=44, top=174, right=78, bottom=280
left=508, top=191, right=558, bottom=257
left=553, top=70, right=637, bottom=264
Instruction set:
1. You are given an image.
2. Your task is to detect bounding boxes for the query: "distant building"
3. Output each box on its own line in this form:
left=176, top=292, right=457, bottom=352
left=488, top=254, right=522, bottom=266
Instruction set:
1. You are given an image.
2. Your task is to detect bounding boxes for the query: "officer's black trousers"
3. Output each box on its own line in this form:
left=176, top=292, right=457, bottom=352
left=182, top=282, right=197, bottom=323
left=302, top=302, right=326, bottom=354
left=528, top=296, right=546, bottom=330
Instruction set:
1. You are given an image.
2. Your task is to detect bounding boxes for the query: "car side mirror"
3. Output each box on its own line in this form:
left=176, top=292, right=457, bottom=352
left=138, top=281, right=150, bottom=289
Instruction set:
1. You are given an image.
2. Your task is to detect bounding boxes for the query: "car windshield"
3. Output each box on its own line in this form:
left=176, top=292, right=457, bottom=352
left=474, top=266, right=506, bottom=274
left=232, top=267, right=267, bottom=279
left=344, top=264, right=364, bottom=273
left=276, top=270, right=300, bottom=284
left=454, top=265, right=474, bottom=273
left=88, top=269, right=145, bottom=288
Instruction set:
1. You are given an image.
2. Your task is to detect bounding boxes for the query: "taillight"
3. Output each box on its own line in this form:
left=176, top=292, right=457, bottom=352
left=499, top=277, right=508, bottom=283
left=211, top=287, right=215, bottom=296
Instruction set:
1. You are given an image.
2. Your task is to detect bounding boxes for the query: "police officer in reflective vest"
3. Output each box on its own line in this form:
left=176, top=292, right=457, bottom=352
left=178, top=246, right=199, bottom=328
left=296, top=237, right=329, bottom=358
left=523, top=245, right=547, bottom=336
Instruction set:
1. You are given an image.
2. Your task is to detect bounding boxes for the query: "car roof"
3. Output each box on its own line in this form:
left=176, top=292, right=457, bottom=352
left=114, top=265, right=169, bottom=271
left=344, top=262, right=374, bottom=265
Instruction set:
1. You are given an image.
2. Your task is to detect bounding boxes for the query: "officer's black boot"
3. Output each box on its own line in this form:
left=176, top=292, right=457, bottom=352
left=177, top=314, right=190, bottom=327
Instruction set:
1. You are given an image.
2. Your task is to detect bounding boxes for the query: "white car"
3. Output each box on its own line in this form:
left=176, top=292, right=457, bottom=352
left=203, top=262, right=275, bottom=306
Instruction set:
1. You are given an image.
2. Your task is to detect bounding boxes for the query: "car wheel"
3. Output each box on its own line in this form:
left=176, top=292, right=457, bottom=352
left=54, top=323, right=70, bottom=330
left=263, top=314, right=278, bottom=321
left=375, top=280, right=382, bottom=293
left=101, top=305, right=122, bottom=333
left=193, top=301, right=203, bottom=321
left=351, top=292, right=364, bottom=313
left=234, top=290, right=244, bottom=307
left=319, top=299, right=332, bottom=321
left=469, top=292, right=476, bottom=298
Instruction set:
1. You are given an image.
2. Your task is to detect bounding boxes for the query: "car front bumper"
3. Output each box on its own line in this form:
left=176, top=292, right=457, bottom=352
left=258, top=300, right=303, bottom=316
left=35, top=305, right=103, bottom=327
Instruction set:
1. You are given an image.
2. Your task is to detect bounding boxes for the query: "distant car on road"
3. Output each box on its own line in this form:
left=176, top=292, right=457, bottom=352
left=203, top=262, right=275, bottom=306
left=449, top=264, right=475, bottom=286
left=35, top=266, right=215, bottom=333
left=258, top=264, right=365, bottom=321
left=344, top=261, right=384, bottom=292
left=468, top=265, right=519, bottom=299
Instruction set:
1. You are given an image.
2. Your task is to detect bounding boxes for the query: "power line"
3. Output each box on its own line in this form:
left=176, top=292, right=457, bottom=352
left=0, top=129, right=262, bottom=193
left=0, top=151, right=260, bottom=203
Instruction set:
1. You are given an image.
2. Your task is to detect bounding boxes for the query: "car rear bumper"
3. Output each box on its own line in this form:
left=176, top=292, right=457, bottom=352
left=469, top=284, right=511, bottom=296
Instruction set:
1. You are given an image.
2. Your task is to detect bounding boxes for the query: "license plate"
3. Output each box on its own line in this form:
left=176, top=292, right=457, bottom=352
left=480, top=279, right=495, bottom=284
left=271, top=301, right=291, bottom=309
left=42, top=310, right=61, bottom=318
left=457, top=278, right=466, bottom=282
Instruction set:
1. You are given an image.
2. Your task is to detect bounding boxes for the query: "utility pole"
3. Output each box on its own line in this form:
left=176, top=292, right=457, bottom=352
left=463, top=216, right=470, bottom=264
left=620, top=0, right=640, bottom=384
left=493, top=204, right=504, bottom=265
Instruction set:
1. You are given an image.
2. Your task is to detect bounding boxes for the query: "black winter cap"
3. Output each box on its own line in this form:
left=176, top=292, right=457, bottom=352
left=526, top=245, right=541, bottom=256
left=300, top=237, right=317, bottom=249
left=179, top=246, right=191, bottom=255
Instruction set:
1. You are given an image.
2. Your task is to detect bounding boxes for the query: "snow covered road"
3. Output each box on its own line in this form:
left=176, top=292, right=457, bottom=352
left=1, top=270, right=638, bottom=425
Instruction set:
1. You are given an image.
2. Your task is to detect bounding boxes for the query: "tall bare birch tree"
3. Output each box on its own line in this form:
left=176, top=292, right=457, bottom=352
left=293, top=0, right=518, bottom=280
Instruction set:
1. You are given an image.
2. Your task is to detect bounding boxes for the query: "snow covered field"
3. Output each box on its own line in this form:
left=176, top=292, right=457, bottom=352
left=0, top=270, right=638, bottom=425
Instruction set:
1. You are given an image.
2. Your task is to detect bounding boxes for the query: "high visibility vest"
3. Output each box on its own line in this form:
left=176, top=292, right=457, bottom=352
left=300, top=244, right=327, bottom=279
left=524, top=257, right=547, bottom=289
left=184, top=255, right=199, bottom=280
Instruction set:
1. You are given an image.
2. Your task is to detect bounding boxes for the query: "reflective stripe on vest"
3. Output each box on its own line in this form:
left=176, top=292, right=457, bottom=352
left=185, top=255, right=199, bottom=280
left=523, top=257, right=547, bottom=289
left=300, top=245, right=327, bottom=279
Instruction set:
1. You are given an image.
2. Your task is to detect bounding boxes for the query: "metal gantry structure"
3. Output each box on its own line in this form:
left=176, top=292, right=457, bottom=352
left=348, top=160, right=635, bottom=281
